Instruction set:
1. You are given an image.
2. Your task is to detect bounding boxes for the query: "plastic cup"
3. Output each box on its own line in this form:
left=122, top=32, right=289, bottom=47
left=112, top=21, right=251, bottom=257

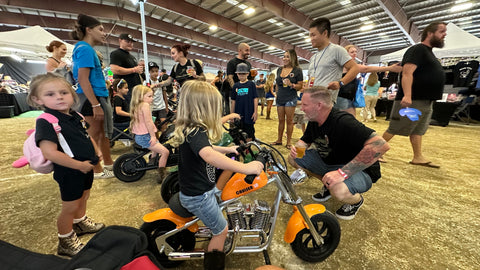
left=187, top=67, right=194, bottom=76
left=296, top=146, right=306, bottom=158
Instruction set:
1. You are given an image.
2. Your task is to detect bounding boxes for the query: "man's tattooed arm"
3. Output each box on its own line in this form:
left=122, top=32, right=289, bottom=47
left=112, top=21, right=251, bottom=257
left=341, top=132, right=390, bottom=177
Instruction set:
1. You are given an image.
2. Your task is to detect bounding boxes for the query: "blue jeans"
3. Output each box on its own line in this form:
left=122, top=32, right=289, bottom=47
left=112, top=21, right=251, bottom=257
left=179, top=189, right=227, bottom=235
left=295, top=149, right=372, bottom=194
left=135, top=133, right=153, bottom=148
left=334, top=96, right=354, bottom=110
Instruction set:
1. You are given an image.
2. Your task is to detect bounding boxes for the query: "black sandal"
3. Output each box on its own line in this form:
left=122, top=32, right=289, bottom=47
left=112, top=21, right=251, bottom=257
left=271, top=141, right=282, bottom=145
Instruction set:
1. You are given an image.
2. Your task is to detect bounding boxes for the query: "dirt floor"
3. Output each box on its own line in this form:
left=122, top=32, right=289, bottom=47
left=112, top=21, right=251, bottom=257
left=1, top=108, right=479, bottom=270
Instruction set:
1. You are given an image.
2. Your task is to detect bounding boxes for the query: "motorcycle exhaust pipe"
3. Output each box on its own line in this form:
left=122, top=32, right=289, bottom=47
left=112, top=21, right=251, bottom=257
left=168, top=224, right=240, bottom=261
left=169, top=251, right=204, bottom=260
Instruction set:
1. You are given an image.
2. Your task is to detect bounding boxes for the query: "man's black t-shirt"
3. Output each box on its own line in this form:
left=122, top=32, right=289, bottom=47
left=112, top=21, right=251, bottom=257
left=35, top=108, right=98, bottom=178
left=226, top=57, right=253, bottom=83
left=179, top=127, right=216, bottom=196
left=397, top=44, right=445, bottom=101
left=170, top=59, right=203, bottom=86
left=301, top=109, right=381, bottom=181
left=112, top=96, right=130, bottom=123
left=110, top=49, right=143, bottom=92
left=301, top=109, right=374, bottom=165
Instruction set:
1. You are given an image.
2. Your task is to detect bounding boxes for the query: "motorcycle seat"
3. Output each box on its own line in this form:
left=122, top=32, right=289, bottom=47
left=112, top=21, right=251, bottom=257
left=169, top=192, right=194, bottom=218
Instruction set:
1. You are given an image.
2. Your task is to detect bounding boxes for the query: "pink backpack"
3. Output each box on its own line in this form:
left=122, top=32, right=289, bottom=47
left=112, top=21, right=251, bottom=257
left=12, top=113, right=74, bottom=174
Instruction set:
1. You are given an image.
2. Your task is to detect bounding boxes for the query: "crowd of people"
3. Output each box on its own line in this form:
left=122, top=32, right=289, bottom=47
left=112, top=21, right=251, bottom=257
left=33, top=13, right=448, bottom=269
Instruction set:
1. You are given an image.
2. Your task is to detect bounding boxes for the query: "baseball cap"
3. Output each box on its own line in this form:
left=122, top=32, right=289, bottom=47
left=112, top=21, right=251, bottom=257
left=235, top=63, right=250, bottom=74
left=119, top=33, right=135, bottom=42
left=148, top=61, right=159, bottom=69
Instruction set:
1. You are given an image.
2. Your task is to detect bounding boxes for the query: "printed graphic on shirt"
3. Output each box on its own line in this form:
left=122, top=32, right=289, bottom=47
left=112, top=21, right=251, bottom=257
left=312, top=134, right=331, bottom=158
left=236, top=87, right=249, bottom=96
left=206, top=163, right=216, bottom=183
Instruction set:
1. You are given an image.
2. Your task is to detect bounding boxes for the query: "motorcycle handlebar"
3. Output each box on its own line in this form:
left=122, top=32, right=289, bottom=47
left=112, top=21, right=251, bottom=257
left=244, top=148, right=268, bottom=184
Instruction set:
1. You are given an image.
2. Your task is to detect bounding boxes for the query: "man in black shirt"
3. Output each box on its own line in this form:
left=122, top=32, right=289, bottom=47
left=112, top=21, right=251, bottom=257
left=109, top=33, right=144, bottom=103
left=226, top=43, right=252, bottom=88
left=288, top=87, right=390, bottom=220
left=159, top=69, right=173, bottom=99
left=381, top=22, right=447, bottom=168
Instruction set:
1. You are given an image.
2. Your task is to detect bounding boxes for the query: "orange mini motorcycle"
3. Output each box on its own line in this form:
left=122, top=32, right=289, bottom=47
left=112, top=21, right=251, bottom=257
left=140, top=141, right=341, bottom=268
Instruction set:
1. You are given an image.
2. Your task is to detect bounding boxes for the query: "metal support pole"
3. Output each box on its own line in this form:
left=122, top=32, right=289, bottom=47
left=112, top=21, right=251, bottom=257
left=139, top=0, right=149, bottom=83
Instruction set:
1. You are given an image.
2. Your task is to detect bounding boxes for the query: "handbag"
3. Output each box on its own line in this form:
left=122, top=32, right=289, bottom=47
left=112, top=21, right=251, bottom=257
left=353, top=84, right=365, bottom=108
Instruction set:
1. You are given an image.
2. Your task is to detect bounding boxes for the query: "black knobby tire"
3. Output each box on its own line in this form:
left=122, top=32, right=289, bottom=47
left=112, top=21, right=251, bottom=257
left=113, top=153, right=147, bottom=182
left=291, top=211, right=341, bottom=262
left=140, top=220, right=196, bottom=268
left=161, top=171, right=179, bottom=203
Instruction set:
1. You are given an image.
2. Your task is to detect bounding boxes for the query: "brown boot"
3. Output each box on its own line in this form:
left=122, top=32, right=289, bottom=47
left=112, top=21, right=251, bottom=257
left=204, top=250, right=225, bottom=270
left=58, top=232, right=84, bottom=257
left=157, top=167, right=168, bottom=184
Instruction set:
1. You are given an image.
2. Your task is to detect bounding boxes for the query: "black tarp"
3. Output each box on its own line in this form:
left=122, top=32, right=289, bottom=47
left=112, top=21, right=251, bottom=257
left=0, top=57, right=45, bottom=84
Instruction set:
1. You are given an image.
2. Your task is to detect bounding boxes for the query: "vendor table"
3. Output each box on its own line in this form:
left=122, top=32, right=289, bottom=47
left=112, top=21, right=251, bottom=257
left=0, top=93, right=30, bottom=115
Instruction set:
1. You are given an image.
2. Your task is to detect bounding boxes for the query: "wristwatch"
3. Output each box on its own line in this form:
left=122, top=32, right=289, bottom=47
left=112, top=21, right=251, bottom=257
left=338, top=80, right=344, bottom=87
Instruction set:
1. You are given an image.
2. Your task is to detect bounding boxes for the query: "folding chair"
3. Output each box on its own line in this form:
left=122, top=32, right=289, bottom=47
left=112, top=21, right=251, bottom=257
left=453, top=95, right=476, bottom=124
left=110, top=122, right=135, bottom=147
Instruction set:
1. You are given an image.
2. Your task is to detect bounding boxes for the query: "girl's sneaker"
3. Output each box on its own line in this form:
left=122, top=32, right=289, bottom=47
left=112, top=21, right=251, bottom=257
left=94, top=167, right=115, bottom=179
left=58, top=232, right=84, bottom=257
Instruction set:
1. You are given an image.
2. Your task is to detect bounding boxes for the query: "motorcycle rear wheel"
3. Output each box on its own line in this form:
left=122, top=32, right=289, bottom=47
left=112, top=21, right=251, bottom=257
left=161, top=171, right=180, bottom=203
left=291, top=211, right=341, bottom=262
left=140, top=220, right=196, bottom=268
left=113, top=153, right=147, bottom=182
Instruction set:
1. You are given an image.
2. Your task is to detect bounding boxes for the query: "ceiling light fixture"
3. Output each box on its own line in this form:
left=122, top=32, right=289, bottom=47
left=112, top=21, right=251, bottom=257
left=305, top=37, right=311, bottom=42
left=226, top=0, right=239, bottom=5
left=340, top=0, right=351, bottom=5
left=244, top=7, right=255, bottom=15
left=450, top=2, right=473, bottom=12
left=360, top=24, right=374, bottom=31
left=238, top=4, right=248, bottom=10
left=209, top=25, right=218, bottom=31
left=267, top=19, right=277, bottom=24
left=268, top=46, right=275, bottom=50
left=276, top=22, right=284, bottom=27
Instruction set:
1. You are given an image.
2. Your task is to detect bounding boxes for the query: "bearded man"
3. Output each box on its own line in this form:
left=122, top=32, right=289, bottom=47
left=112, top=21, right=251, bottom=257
left=381, top=22, right=447, bottom=168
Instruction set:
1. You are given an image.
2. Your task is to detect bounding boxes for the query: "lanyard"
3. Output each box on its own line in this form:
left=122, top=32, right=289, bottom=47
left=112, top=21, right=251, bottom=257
left=313, top=43, right=331, bottom=71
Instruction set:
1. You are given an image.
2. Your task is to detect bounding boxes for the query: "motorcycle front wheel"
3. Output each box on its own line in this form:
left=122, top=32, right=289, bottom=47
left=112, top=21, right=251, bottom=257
left=161, top=171, right=179, bottom=203
left=140, top=220, right=196, bottom=268
left=291, top=211, right=341, bottom=262
left=113, top=153, right=147, bottom=182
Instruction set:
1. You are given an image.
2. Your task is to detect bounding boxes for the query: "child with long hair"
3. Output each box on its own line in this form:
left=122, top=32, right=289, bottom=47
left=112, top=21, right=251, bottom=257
left=363, top=72, right=381, bottom=122
left=71, top=14, right=114, bottom=179
left=264, top=73, right=276, bottom=120
left=130, top=85, right=169, bottom=180
left=27, top=73, right=105, bottom=257
left=171, top=80, right=263, bottom=269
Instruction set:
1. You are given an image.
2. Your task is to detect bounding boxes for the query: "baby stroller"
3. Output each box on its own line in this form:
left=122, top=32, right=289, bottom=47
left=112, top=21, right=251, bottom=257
left=110, top=121, right=135, bottom=147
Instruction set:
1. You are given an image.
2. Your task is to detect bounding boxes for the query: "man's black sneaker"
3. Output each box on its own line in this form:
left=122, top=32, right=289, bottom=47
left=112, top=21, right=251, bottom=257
left=335, top=195, right=364, bottom=220
left=312, top=186, right=331, bottom=202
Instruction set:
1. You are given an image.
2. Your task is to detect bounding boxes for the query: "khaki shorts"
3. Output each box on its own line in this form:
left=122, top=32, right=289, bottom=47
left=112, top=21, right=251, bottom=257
left=386, top=100, right=433, bottom=136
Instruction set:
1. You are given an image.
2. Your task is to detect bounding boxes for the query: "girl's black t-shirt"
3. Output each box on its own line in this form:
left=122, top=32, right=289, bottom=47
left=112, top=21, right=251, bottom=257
left=178, top=127, right=216, bottom=196
left=112, top=96, right=130, bottom=123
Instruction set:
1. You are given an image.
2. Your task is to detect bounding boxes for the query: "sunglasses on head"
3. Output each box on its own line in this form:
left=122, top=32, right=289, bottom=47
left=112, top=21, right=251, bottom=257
left=117, top=79, right=126, bottom=89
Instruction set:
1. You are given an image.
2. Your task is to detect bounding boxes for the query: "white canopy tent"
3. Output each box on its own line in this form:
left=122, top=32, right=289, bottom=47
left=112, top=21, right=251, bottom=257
left=380, top=23, right=480, bottom=62
left=0, top=25, right=74, bottom=62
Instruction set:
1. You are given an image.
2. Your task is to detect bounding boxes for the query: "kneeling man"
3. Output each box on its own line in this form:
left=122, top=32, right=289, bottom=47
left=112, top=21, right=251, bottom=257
left=288, top=87, right=390, bottom=220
